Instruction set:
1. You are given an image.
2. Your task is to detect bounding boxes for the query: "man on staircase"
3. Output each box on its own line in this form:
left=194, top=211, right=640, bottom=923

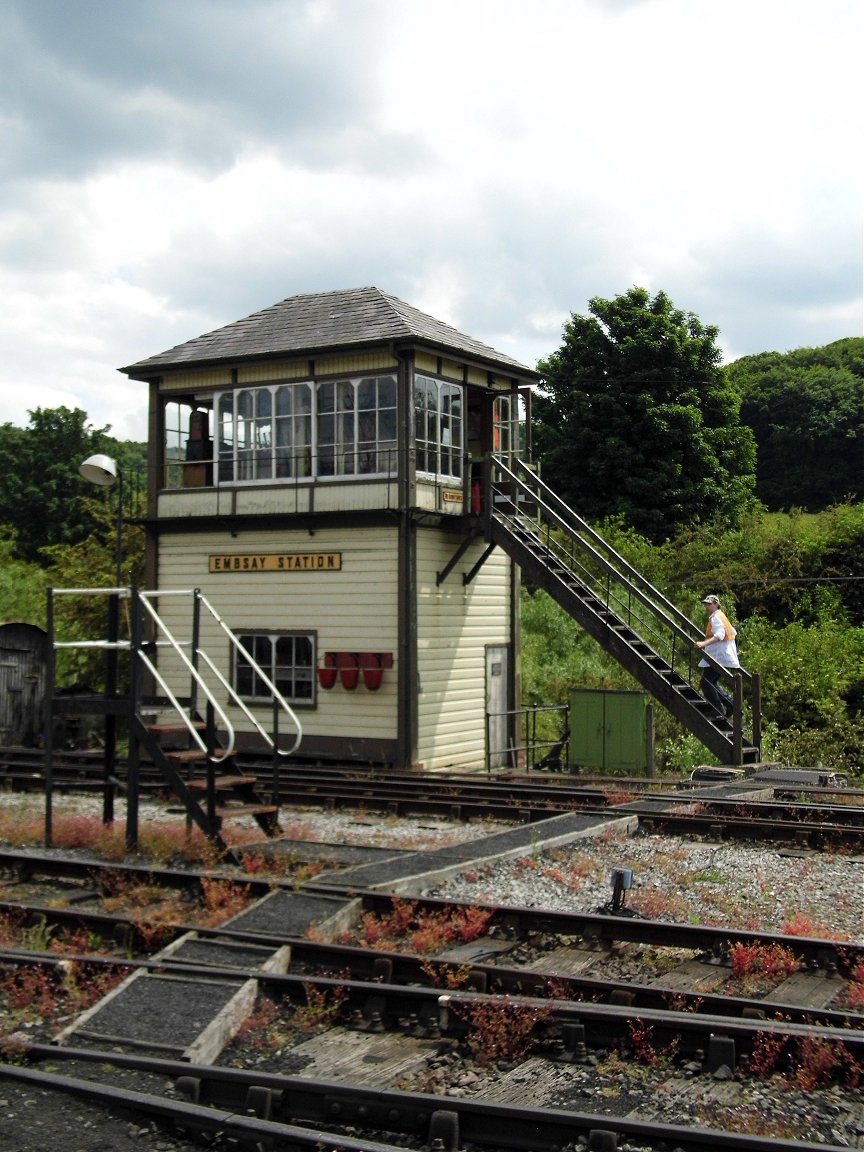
left=695, top=594, right=739, bottom=719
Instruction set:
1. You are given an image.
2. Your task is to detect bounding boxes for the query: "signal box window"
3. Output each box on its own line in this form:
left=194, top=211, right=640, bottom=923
left=235, top=632, right=315, bottom=703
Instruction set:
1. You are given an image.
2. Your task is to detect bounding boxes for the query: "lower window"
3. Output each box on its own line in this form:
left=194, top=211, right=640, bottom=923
left=235, top=632, right=315, bottom=703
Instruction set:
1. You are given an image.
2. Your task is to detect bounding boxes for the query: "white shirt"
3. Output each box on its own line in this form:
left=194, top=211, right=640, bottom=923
left=698, top=609, right=740, bottom=669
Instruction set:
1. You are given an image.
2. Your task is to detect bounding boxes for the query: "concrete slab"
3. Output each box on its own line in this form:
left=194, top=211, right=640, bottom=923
left=318, top=812, right=639, bottom=895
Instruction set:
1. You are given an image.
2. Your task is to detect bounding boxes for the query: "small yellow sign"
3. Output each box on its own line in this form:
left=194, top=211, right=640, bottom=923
left=209, top=552, right=342, bottom=573
left=441, top=490, right=463, bottom=504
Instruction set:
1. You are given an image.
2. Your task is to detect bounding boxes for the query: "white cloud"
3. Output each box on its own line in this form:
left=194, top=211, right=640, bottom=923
left=0, top=0, right=859, bottom=440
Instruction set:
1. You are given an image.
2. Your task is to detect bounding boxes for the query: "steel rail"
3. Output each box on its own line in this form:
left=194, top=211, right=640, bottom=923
left=0, top=1060, right=403, bottom=1152
left=2, top=939, right=860, bottom=1040
left=7, top=1043, right=857, bottom=1152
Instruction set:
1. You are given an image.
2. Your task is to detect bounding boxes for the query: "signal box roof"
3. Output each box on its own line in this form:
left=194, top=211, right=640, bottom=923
left=121, top=286, right=539, bottom=381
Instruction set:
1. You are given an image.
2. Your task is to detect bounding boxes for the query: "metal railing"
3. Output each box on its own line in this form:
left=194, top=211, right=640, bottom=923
left=48, top=586, right=302, bottom=762
left=486, top=704, right=570, bottom=773
left=138, top=588, right=302, bottom=759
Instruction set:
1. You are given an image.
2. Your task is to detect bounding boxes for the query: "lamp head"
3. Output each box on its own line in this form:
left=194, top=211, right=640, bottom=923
left=79, top=454, right=118, bottom=487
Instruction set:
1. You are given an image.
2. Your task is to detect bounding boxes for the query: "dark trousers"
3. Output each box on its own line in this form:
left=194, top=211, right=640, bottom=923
left=700, top=665, right=733, bottom=716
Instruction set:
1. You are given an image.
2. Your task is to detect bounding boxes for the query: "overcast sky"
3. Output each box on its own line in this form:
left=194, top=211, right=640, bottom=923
left=1, top=0, right=860, bottom=441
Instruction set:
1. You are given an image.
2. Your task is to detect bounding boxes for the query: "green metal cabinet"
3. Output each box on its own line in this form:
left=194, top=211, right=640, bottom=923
left=569, top=688, right=653, bottom=774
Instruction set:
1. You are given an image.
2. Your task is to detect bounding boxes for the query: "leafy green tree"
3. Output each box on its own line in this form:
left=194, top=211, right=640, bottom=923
left=0, top=406, right=145, bottom=566
left=0, top=534, right=49, bottom=624
left=533, top=287, right=757, bottom=542
left=726, top=338, right=864, bottom=511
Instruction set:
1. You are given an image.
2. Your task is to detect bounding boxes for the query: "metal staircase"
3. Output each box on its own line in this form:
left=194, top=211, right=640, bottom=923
left=483, top=456, right=761, bottom=766
left=46, top=586, right=302, bottom=859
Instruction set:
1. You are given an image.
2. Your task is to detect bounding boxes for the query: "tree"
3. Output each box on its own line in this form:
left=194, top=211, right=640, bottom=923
left=0, top=406, right=145, bottom=566
left=533, top=287, right=757, bottom=542
left=725, top=338, right=864, bottom=511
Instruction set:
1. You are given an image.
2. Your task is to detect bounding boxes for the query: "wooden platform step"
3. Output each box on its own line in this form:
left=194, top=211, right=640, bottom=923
left=146, top=721, right=206, bottom=734
left=215, top=804, right=278, bottom=821
left=187, top=776, right=259, bottom=792
left=164, top=749, right=233, bottom=764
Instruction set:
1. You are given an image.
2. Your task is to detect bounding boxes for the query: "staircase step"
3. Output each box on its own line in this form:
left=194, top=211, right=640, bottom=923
left=164, top=748, right=225, bottom=763
left=146, top=720, right=206, bottom=734
left=215, top=804, right=279, bottom=821
left=187, top=776, right=259, bottom=792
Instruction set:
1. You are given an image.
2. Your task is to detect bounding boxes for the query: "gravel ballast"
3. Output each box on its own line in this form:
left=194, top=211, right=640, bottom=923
left=420, top=830, right=864, bottom=943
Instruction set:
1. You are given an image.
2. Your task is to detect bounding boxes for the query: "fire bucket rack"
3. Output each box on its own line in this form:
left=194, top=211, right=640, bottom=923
left=317, top=651, right=393, bottom=692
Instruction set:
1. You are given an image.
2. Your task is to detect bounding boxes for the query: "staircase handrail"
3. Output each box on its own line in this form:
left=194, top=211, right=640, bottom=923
left=135, top=645, right=228, bottom=761
left=196, top=591, right=302, bottom=757
left=140, top=589, right=301, bottom=760
left=490, top=456, right=755, bottom=692
left=137, top=591, right=236, bottom=761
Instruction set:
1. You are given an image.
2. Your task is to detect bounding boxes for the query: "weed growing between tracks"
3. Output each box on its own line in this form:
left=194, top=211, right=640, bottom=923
left=455, top=997, right=554, bottom=1067
left=340, top=897, right=494, bottom=954
left=0, top=958, right=128, bottom=1033
left=846, top=960, right=864, bottom=1008
left=747, top=1030, right=863, bottom=1091
left=728, top=939, right=799, bottom=987
left=226, top=983, right=348, bottom=1062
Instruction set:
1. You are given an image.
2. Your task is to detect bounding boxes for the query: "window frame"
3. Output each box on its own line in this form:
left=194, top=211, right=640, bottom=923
left=414, top=373, right=464, bottom=482
left=216, top=376, right=396, bottom=485
left=233, top=629, right=317, bottom=706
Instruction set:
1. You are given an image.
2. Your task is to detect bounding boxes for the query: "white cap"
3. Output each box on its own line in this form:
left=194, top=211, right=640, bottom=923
left=702, top=594, right=720, bottom=604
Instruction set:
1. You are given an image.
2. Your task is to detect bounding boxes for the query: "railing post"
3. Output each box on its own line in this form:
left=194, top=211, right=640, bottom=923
left=190, top=588, right=201, bottom=719
left=43, top=589, right=56, bottom=848
left=125, top=588, right=142, bottom=853
left=271, top=699, right=281, bottom=805
left=102, top=592, right=120, bottom=827
left=205, top=700, right=218, bottom=832
left=751, top=673, right=762, bottom=761
left=729, top=673, right=743, bottom=765
left=482, top=453, right=494, bottom=539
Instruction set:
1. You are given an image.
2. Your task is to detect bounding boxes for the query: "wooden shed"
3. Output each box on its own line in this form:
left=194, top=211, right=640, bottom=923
left=0, top=622, right=47, bottom=747
left=121, top=288, right=541, bottom=771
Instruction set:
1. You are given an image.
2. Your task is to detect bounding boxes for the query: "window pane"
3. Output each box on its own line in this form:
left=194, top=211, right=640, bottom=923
left=318, top=382, right=335, bottom=414
left=358, top=378, right=376, bottom=410
left=378, top=376, right=396, bottom=407
left=275, top=386, right=293, bottom=416
left=337, top=380, right=355, bottom=410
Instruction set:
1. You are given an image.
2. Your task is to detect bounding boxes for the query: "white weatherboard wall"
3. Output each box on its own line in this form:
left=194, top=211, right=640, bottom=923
left=153, top=527, right=398, bottom=745
left=415, top=531, right=512, bottom=772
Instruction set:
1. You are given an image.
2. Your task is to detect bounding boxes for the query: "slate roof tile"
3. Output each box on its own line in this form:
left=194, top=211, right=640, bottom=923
left=121, top=286, right=537, bottom=378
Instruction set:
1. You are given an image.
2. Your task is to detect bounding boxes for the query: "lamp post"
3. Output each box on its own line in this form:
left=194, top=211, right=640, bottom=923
left=79, top=453, right=123, bottom=586
left=78, top=453, right=125, bottom=829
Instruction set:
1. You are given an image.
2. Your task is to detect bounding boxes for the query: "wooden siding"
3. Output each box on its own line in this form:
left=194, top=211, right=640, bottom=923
left=236, top=362, right=311, bottom=383
left=414, top=532, right=511, bottom=771
left=158, top=479, right=401, bottom=519
left=154, top=527, right=399, bottom=744
left=158, top=477, right=463, bottom=519
left=413, top=352, right=515, bottom=392
left=160, top=369, right=233, bottom=392
left=413, top=351, right=438, bottom=374
left=235, top=351, right=397, bottom=383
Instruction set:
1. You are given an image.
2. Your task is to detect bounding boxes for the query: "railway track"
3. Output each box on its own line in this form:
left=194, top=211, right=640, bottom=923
left=1, top=776, right=862, bottom=1148
left=3, top=747, right=864, bottom=847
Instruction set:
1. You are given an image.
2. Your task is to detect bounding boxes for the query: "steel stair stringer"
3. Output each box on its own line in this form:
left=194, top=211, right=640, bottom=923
left=484, top=458, right=761, bottom=766
left=131, top=713, right=236, bottom=859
